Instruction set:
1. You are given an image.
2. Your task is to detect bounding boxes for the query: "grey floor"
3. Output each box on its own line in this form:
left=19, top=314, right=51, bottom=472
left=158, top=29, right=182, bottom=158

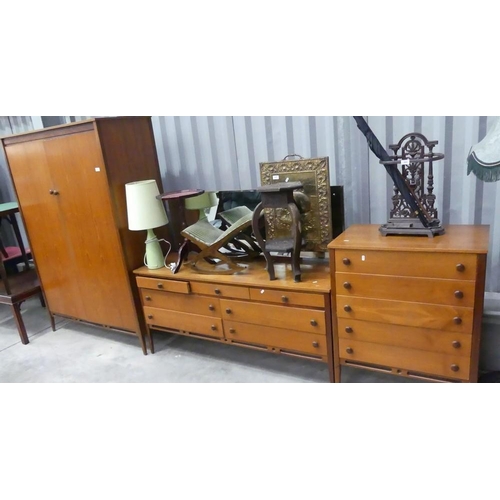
left=0, top=296, right=423, bottom=383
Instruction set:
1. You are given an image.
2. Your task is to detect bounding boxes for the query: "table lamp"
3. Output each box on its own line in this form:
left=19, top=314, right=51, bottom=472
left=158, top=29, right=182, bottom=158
left=184, top=191, right=218, bottom=220
left=125, top=179, right=169, bottom=269
left=467, top=117, right=500, bottom=182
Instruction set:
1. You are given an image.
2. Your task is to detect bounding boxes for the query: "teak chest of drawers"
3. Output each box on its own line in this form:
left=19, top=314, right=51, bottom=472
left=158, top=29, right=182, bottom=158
left=328, top=225, right=489, bottom=383
left=134, top=258, right=334, bottom=381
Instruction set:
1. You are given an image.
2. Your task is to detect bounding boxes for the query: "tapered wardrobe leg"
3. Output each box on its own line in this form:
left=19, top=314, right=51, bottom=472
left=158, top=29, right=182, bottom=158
left=12, top=303, right=29, bottom=345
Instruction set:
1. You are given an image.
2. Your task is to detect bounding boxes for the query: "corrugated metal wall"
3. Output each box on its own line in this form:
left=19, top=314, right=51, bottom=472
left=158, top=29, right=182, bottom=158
left=2, top=116, right=499, bottom=292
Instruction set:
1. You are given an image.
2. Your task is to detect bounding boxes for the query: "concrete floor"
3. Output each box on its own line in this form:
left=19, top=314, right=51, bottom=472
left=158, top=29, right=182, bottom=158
left=1, top=296, right=423, bottom=383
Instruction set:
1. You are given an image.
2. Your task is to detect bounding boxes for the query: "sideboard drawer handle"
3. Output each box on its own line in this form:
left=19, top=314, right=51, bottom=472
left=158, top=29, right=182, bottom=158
left=344, top=305, right=352, bottom=312
left=229, top=328, right=236, bottom=334
left=454, top=290, right=464, bottom=299
left=211, top=325, right=217, bottom=331
left=208, top=304, right=215, bottom=311
left=147, top=314, right=153, bottom=320
left=452, top=340, right=461, bottom=348
left=281, top=295, right=288, bottom=303
left=312, top=341, right=319, bottom=348
left=345, top=326, right=353, bottom=333
left=157, top=283, right=163, bottom=289
left=145, top=295, right=151, bottom=301
left=450, top=364, right=459, bottom=372
left=342, top=258, right=351, bottom=265
left=453, top=317, right=462, bottom=325
left=214, top=288, right=221, bottom=295
left=456, top=263, right=465, bottom=272
left=343, top=282, right=352, bottom=290
left=225, top=308, right=232, bottom=314
left=346, top=347, right=354, bottom=354
left=310, top=319, right=318, bottom=327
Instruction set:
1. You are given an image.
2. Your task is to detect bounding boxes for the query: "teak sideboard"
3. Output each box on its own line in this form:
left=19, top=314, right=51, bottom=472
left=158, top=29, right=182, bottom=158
left=328, top=224, right=489, bottom=383
left=134, top=258, right=334, bottom=381
left=1, top=117, right=167, bottom=354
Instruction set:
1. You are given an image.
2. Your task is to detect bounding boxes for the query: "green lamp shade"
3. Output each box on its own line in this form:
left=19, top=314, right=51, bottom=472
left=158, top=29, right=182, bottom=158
left=184, top=191, right=218, bottom=210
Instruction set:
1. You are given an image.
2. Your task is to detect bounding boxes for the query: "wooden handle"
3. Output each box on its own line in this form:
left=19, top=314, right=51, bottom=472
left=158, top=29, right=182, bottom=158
left=157, top=283, right=163, bottom=289
left=346, top=347, right=353, bottom=354
left=345, top=326, right=353, bottom=333
left=211, top=325, right=217, bottom=331
left=226, top=308, right=232, bottom=314
left=452, top=340, right=461, bottom=348
left=344, top=305, right=352, bottom=312
left=342, top=258, right=351, bottom=265
left=281, top=295, right=289, bottom=303
left=453, top=317, right=462, bottom=325
left=208, top=304, right=215, bottom=311
left=310, top=319, right=318, bottom=326
left=147, top=314, right=153, bottom=319
left=343, top=282, right=351, bottom=290
left=450, top=364, right=459, bottom=372
left=229, top=328, right=236, bottom=334
left=312, top=341, right=319, bottom=348
left=214, top=288, right=221, bottom=295
left=456, top=263, right=465, bottom=272
left=454, top=290, right=464, bottom=299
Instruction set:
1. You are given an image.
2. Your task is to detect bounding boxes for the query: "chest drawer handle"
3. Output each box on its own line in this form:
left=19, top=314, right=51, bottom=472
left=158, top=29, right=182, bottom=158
left=345, top=326, right=353, bottom=333
left=452, top=340, right=461, bottom=348
left=454, top=290, right=464, bottom=299
left=342, top=258, right=351, bottom=265
left=346, top=347, right=354, bottom=354
left=229, top=328, right=236, bottom=334
left=211, top=325, right=217, bottom=331
left=312, top=341, right=319, bottom=348
left=147, top=314, right=153, bottom=320
left=343, top=282, right=352, bottom=290
left=145, top=295, right=151, bottom=301
left=214, top=289, right=221, bottom=295
left=310, top=319, right=318, bottom=326
left=208, top=304, right=215, bottom=311
left=453, top=317, right=462, bottom=325
left=450, top=364, right=459, bottom=372
left=157, top=283, right=164, bottom=289
left=344, top=305, right=352, bottom=312
left=225, top=308, right=232, bottom=314
left=456, top=263, right=465, bottom=272
left=281, top=295, right=289, bottom=303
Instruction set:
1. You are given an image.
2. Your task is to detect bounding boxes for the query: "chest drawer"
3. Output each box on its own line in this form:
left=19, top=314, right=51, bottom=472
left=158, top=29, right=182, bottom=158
left=143, top=306, right=223, bottom=338
left=140, top=289, right=220, bottom=316
left=220, top=299, right=326, bottom=334
left=225, top=321, right=327, bottom=357
left=136, top=276, right=190, bottom=294
left=339, top=338, right=470, bottom=381
left=335, top=273, right=475, bottom=307
left=335, top=250, right=478, bottom=280
left=249, top=288, right=325, bottom=308
left=190, top=282, right=250, bottom=300
left=337, top=295, right=473, bottom=333
left=338, top=318, right=472, bottom=356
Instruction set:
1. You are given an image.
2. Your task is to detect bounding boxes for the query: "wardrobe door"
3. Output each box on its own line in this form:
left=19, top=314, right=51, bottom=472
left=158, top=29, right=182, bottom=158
left=5, top=139, right=86, bottom=319
left=43, top=131, right=138, bottom=331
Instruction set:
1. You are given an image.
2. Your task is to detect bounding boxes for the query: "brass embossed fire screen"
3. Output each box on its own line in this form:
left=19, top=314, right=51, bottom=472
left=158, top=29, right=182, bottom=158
left=259, top=156, right=332, bottom=252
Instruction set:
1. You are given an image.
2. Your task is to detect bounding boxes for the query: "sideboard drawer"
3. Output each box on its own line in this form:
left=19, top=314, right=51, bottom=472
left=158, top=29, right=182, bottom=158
left=339, top=338, right=470, bottom=381
left=220, top=299, right=326, bottom=334
left=335, top=250, right=478, bottom=280
left=337, top=318, right=472, bottom=356
left=136, top=276, right=190, bottom=294
left=143, top=306, right=224, bottom=339
left=335, top=272, right=475, bottom=307
left=225, top=321, right=327, bottom=357
left=249, top=287, right=325, bottom=308
left=190, top=282, right=250, bottom=300
left=336, top=295, right=473, bottom=333
left=140, top=289, right=220, bottom=316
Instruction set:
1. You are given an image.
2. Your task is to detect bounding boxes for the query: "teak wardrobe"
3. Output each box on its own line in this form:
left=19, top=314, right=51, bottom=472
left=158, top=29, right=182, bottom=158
left=1, top=117, right=167, bottom=354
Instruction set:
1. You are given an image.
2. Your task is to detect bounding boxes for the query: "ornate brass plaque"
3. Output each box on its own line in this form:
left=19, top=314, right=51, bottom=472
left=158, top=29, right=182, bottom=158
left=260, top=156, right=332, bottom=252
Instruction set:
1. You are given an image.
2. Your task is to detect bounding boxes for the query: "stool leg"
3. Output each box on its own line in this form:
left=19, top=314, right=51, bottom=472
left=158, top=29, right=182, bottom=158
left=252, top=203, right=276, bottom=280
left=289, top=202, right=302, bottom=282
left=12, top=303, right=30, bottom=345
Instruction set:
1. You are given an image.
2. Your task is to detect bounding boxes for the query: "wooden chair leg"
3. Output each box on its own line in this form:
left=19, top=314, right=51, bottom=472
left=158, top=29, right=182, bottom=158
left=11, top=302, right=29, bottom=345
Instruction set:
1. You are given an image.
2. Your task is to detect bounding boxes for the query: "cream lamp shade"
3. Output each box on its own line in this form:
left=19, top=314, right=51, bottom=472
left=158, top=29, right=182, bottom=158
left=185, top=191, right=218, bottom=220
left=125, top=179, right=168, bottom=230
left=184, top=191, right=218, bottom=211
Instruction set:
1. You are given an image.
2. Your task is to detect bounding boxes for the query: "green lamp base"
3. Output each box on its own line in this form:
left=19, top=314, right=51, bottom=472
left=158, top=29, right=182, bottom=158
left=144, top=228, right=165, bottom=269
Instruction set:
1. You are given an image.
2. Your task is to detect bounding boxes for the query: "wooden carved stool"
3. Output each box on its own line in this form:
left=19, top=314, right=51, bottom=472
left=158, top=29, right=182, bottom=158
left=252, top=181, right=303, bottom=282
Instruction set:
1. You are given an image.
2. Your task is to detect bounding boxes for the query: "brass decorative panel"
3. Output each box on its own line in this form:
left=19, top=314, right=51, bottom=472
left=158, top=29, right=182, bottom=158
left=260, top=157, right=332, bottom=252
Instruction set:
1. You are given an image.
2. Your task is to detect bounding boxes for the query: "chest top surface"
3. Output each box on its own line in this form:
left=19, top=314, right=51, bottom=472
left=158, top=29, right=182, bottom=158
left=327, top=224, right=490, bottom=254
